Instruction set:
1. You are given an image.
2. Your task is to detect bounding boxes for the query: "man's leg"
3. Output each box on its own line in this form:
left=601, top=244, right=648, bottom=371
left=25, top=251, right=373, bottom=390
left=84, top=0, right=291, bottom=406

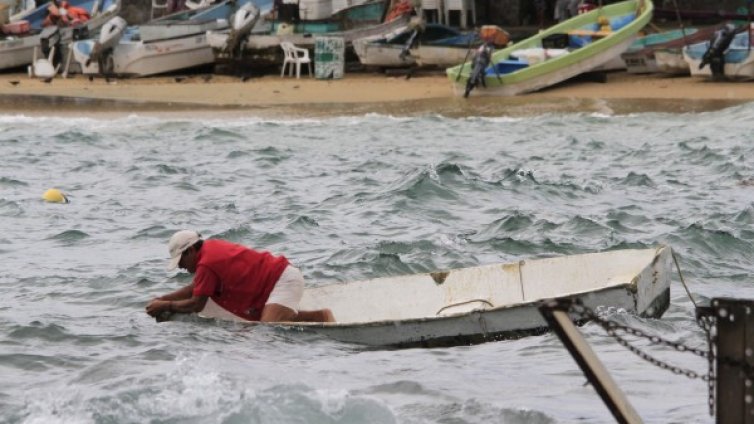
left=296, top=309, right=335, bottom=323
left=260, top=303, right=297, bottom=322
left=260, top=304, right=335, bottom=323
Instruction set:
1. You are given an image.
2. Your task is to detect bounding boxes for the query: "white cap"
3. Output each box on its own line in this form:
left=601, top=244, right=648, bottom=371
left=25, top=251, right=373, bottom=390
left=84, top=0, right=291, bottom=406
left=166, top=230, right=201, bottom=271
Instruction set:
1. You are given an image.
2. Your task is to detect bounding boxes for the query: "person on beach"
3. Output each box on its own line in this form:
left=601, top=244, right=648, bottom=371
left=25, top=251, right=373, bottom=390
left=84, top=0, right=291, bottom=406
left=145, top=230, right=335, bottom=323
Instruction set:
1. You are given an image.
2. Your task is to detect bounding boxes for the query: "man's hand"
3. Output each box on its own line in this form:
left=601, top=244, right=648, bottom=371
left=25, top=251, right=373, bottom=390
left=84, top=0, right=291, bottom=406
left=146, top=299, right=170, bottom=317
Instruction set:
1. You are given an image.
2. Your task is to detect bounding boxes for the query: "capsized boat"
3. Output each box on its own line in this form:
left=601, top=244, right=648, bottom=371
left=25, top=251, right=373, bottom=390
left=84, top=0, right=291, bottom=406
left=199, top=246, right=673, bottom=348
left=0, top=0, right=121, bottom=72
left=446, top=0, right=653, bottom=97
left=71, top=0, right=271, bottom=77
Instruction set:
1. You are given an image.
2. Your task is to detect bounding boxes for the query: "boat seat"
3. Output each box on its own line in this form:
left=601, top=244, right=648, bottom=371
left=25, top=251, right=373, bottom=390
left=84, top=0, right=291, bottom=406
left=567, top=29, right=612, bottom=38
left=280, top=41, right=313, bottom=78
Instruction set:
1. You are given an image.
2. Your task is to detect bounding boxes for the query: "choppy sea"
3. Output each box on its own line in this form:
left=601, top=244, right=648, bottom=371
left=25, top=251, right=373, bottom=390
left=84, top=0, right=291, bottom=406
left=1, top=103, right=753, bottom=423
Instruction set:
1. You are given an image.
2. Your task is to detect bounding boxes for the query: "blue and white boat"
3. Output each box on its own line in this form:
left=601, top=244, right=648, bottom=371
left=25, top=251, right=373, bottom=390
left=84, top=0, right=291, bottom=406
left=71, top=0, right=271, bottom=77
left=0, top=0, right=120, bottom=71
left=683, top=25, right=754, bottom=80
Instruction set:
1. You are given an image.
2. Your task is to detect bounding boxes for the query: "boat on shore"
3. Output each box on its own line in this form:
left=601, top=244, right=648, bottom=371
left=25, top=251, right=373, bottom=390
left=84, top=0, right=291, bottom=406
left=353, top=22, right=480, bottom=69
left=446, top=0, right=653, bottom=97
left=0, top=0, right=121, bottom=72
left=198, top=246, right=673, bottom=348
left=622, top=28, right=698, bottom=73
left=71, top=0, right=270, bottom=77
left=683, top=24, right=754, bottom=80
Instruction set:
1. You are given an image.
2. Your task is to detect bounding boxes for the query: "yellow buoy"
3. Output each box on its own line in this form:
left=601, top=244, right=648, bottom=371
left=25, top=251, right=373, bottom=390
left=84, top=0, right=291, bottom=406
left=42, top=188, right=69, bottom=204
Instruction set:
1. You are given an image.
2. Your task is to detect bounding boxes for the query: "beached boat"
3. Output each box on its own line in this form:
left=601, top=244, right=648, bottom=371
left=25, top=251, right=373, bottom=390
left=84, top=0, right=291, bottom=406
left=621, top=28, right=698, bottom=73
left=629, top=25, right=722, bottom=75
left=71, top=0, right=271, bottom=77
left=683, top=25, right=754, bottom=80
left=0, top=0, right=120, bottom=72
left=199, top=246, right=673, bottom=348
left=353, top=23, right=479, bottom=69
left=206, top=2, right=411, bottom=65
left=446, top=0, right=653, bottom=97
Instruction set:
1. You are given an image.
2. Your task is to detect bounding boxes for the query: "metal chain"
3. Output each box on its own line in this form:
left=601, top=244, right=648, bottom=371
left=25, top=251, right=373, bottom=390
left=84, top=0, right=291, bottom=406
left=568, top=302, right=710, bottom=381
left=697, top=314, right=717, bottom=417
left=559, top=300, right=754, bottom=418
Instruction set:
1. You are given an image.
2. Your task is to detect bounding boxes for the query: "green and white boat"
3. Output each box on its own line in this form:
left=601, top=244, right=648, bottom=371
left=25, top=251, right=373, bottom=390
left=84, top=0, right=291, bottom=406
left=446, top=0, right=653, bottom=97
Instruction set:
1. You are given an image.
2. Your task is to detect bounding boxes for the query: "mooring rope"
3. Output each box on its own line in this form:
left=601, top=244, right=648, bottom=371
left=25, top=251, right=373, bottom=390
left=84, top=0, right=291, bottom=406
left=671, top=249, right=698, bottom=309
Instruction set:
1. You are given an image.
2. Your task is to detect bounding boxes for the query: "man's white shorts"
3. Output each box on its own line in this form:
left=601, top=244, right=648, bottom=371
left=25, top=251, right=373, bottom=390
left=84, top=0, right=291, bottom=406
left=265, top=265, right=304, bottom=312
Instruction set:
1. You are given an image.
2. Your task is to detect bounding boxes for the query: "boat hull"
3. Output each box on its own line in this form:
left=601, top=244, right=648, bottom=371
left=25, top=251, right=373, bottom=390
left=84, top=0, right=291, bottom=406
left=287, top=286, right=670, bottom=348
left=76, top=34, right=215, bottom=77
left=654, top=48, right=689, bottom=74
left=0, top=35, right=40, bottom=70
left=412, top=45, right=474, bottom=68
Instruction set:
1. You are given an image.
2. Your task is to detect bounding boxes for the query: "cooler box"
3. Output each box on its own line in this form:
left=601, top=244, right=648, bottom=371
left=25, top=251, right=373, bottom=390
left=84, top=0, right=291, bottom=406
left=2, top=20, right=29, bottom=34
left=315, top=36, right=345, bottom=79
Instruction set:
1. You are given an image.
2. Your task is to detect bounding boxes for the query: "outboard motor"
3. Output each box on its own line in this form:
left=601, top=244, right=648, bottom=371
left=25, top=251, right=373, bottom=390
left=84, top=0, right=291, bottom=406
left=85, top=16, right=127, bottom=75
left=464, top=42, right=494, bottom=98
left=39, top=26, right=62, bottom=68
left=222, top=3, right=260, bottom=57
left=700, top=23, right=738, bottom=80
left=398, top=28, right=419, bottom=62
left=398, top=20, right=425, bottom=62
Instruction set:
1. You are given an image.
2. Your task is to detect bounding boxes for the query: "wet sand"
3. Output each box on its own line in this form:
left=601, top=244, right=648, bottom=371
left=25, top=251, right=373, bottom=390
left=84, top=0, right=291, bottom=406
left=0, top=70, right=752, bottom=117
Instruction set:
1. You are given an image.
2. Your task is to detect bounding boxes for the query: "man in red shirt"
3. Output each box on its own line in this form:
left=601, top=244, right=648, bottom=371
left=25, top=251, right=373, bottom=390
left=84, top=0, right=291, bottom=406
left=145, top=230, right=334, bottom=323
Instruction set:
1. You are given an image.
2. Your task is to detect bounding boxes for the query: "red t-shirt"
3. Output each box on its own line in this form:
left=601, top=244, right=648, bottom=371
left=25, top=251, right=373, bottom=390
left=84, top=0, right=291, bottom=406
left=192, top=239, right=289, bottom=321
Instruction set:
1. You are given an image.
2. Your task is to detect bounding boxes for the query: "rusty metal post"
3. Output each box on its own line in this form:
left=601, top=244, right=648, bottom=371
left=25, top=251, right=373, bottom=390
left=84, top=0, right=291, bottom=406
left=539, top=299, right=643, bottom=424
left=708, top=298, right=754, bottom=424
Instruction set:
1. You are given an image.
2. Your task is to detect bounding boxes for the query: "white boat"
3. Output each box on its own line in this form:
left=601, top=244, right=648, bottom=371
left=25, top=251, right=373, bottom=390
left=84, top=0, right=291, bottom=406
left=71, top=0, right=268, bottom=77
left=0, top=0, right=120, bottom=71
left=353, top=22, right=478, bottom=69
left=199, top=246, right=673, bottom=347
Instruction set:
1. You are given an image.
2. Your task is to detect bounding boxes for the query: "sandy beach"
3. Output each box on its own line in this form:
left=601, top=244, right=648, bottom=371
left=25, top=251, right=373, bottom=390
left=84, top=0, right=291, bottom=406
left=0, top=70, right=752, bottom=117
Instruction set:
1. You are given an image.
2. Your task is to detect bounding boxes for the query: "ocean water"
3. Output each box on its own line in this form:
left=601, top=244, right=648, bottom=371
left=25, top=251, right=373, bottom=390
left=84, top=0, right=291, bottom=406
left=1, top=104, right=753, bottom=423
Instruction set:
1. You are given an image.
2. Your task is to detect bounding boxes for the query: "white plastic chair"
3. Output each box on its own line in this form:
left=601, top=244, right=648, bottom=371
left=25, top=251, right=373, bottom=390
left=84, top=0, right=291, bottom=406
left=28, top=45, right=60, bottom=80
left=151, top=0, right=170, bottom=19
left=280, top=41, right=312, bottom=78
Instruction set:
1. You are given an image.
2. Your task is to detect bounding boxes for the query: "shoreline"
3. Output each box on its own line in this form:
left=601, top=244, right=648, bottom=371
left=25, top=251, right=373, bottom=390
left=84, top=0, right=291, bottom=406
left=0, top=71, right=752, bottom=117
